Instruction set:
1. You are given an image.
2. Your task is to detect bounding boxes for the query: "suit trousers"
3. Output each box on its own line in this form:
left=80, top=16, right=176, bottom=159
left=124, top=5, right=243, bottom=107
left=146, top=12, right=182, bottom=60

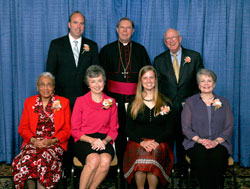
left=115, top=104, right=128, bottom=169
left=172, top=100, right=186, bottom=168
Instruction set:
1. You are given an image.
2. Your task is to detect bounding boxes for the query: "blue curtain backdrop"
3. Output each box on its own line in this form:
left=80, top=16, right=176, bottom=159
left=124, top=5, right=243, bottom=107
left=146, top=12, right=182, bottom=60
left=0, top=0, right=249, bottom=167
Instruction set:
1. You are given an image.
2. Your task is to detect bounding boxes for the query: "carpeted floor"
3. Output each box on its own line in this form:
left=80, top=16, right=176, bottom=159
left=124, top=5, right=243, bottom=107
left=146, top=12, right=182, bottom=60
left=1, top=162, right=249, bottom=188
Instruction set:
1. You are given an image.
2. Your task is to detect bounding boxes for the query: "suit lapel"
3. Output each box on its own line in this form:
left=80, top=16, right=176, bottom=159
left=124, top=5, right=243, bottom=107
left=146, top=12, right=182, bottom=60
left=64, top=36, right=77, bottom=69
left=178, top=47, right=187, bottom=85
left=77, top=37, right=86, bottom=69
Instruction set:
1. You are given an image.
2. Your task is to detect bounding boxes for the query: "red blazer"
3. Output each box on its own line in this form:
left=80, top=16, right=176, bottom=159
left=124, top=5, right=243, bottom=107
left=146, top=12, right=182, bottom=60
left=18, top=95, right=71, bottom=151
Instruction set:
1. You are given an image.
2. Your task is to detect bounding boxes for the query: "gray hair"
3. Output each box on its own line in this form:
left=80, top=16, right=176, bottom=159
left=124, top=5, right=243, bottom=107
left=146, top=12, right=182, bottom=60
left=37, top=72, right=55, bottom=86
left=196, top=69, right=217, bottom=84
left=84, top=65, right=106, bottom=86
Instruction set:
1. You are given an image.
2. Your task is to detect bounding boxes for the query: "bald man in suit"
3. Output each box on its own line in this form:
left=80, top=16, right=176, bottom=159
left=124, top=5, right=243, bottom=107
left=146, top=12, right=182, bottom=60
left=153, top=28, right=204, bottom=174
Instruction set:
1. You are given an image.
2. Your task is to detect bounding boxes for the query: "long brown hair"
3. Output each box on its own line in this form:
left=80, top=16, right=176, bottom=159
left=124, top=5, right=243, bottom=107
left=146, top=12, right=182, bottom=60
left=130, top=65, right=171, bottom=119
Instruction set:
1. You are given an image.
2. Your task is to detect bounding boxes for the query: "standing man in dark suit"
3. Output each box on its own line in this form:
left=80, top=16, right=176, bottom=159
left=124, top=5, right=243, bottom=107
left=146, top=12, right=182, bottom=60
left=46, top=11, right=99, bottom=110
left=153, top=28, right=204, bottom=173
left=46, top=11, right=99, bottom=179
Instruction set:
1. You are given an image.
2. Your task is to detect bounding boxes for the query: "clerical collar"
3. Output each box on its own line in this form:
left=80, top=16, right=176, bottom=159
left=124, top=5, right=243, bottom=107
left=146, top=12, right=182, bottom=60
left=119, top=40, right=130, bottom=46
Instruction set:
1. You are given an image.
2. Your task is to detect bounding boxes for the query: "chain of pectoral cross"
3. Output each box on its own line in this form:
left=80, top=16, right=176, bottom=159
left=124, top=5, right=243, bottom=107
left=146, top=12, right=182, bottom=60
left=118, top=41, right=132, bottom=78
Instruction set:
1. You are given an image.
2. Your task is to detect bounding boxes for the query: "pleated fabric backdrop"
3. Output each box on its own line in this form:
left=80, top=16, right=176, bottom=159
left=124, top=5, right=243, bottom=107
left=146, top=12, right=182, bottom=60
left=0, top=0, right=249, bottom=167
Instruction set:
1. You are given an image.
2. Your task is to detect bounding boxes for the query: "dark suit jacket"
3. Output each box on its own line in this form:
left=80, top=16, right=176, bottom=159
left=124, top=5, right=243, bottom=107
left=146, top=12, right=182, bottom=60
left=153, top=47, right=204, bottom=111
left=18, top=95, right=71, bottom=150
left=46, top=35, right=99, bottom=109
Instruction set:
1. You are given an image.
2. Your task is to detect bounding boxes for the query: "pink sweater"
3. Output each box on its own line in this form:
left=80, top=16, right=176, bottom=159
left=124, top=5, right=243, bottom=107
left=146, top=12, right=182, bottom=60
left=71, top=91, right=119, bottom=142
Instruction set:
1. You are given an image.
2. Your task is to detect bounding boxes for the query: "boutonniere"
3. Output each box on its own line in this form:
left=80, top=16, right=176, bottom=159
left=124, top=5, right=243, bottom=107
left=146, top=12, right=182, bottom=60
left=82, top=44, right=90, bottom=54
left=52, top=100, right=62, bottom=112
left=102, top=99, right=113, bottom=109
left=157, top=105, right=170, bottom=116
left=184, top=56, right=191, bottom=65
left=212, top=99, right=223, bottom=110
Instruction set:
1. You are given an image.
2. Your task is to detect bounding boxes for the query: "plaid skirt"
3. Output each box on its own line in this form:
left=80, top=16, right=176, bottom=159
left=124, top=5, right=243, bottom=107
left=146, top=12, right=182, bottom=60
left=123, top=140, right=174, bottom=185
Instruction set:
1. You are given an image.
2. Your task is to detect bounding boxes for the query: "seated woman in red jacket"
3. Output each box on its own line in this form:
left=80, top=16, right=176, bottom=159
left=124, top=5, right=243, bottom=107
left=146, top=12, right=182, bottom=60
left=71, top=65, right=119, bottom=189
left=12, top=72, right=71, bottom=189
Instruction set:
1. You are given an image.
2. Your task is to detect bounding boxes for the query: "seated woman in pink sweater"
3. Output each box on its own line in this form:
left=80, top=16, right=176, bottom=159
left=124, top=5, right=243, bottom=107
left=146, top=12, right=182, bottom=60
left=71, top=65, right=119, bottom=189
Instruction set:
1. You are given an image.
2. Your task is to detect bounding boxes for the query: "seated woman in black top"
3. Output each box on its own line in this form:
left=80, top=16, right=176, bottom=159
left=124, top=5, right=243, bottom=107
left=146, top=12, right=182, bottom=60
left=123, top=65, right=174, bottom=188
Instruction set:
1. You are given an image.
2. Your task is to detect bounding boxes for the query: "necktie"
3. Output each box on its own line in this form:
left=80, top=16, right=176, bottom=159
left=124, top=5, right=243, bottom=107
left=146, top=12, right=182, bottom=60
left=173, top=53, right=180, bottom=82
left=73, top=40, right=79, bottom=66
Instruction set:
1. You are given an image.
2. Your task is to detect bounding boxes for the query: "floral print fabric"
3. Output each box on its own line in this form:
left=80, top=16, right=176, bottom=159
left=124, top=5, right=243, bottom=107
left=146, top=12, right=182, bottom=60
left=12, top=95, right=64, bottom=188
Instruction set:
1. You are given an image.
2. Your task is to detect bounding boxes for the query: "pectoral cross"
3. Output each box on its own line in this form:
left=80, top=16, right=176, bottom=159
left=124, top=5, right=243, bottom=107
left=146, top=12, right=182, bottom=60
left=122, top=71, right=128, bottom=78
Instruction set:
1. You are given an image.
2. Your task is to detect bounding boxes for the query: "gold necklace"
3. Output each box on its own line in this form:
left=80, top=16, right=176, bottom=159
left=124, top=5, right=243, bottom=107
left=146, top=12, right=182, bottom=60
left=118, top=41, right=132, bottom=78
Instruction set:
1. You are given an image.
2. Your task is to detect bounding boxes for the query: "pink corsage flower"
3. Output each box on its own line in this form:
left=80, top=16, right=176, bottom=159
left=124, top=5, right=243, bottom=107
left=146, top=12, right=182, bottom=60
left=184, top=56, right=191, bottom=65
left=157, top=105, right=170, bottom=116
left=52, top=100, right=62, bottom=112
left=212, top=99, right=223, bottom=110
left=102, top=99, right=113, bottom=109
left=82, top=44, right=90, bottom=54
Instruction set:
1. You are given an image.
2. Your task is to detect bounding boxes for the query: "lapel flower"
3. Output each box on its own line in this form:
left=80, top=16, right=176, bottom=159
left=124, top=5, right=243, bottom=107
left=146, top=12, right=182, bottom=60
left=184, top=56, right=191, bottom=65
left=212, top=99, right=223, bottom=110
left=82, top=44, right=90, bottom=54
left=52, top=99, right=62, bottom=112
left=102, top=99, right=113, bottom=109
left=157, top=105, right=170, bottom=116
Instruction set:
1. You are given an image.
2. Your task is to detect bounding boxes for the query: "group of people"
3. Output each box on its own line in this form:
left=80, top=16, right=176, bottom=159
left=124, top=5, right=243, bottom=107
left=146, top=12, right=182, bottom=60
left=11, top=10, right=234, bottom=189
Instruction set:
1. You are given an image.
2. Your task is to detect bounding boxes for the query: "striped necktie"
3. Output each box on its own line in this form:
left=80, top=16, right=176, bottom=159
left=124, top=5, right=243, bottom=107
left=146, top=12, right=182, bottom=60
left=73, top=40, right=79, bottom=66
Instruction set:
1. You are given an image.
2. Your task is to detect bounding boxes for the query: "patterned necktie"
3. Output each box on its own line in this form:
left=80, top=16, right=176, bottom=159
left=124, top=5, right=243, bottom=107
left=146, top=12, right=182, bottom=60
left=73, top=40, right=79, bottom=66
left=173, top=53, right=180, bottom=82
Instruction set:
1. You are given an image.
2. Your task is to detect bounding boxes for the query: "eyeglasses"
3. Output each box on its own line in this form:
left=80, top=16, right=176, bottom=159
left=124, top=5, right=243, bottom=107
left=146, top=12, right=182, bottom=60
left=38, top=83, right=54, bottom=89
left=118, top=26, right=133, bottom=30
left=165, top=36, right=179, bottom=42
